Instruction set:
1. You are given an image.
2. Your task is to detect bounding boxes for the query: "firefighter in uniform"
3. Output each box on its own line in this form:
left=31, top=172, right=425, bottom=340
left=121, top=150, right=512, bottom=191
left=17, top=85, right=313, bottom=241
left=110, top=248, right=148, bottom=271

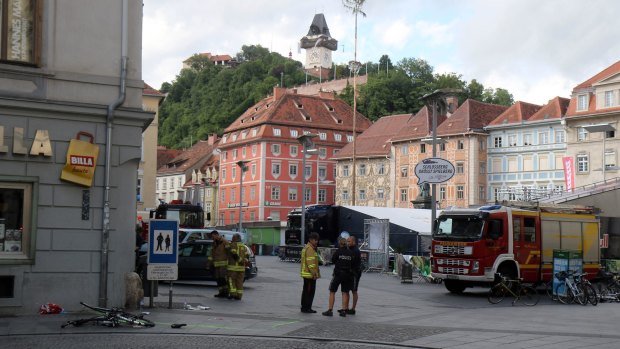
left=300, top=232, right=321, bottom=313
left=227, top=233, right=247, bottom=300
left=207, top=230, right=229, bottom=298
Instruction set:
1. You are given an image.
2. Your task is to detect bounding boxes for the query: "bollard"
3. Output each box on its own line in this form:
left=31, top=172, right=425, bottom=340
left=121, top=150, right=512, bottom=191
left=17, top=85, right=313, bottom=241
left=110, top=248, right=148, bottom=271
left=168, top=281, right=173, bottom=309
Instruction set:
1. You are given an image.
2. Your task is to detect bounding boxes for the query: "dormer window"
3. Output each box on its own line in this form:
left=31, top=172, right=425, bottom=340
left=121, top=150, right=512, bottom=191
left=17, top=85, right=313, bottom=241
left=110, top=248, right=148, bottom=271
left=295, top=102, right=303, bottom=109
left=290, top=130, right=299, bottom=138
left=273, top=128, right=281, bottom=136
left=319, top=132, right=327, bottom=140
left=577, top=94, right=588, bottom=111
left=232, top=134, right=237, bottom=141
left=324, top=103, right=335, bottom=112
left=604, top=91, right=614, bottom=108
left=252, top=128, right=258, bottom=137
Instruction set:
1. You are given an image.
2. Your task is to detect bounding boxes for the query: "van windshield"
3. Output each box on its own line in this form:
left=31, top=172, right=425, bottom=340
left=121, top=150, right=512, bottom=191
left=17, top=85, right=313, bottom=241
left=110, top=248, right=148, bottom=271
left=434, top=216, right=483, bottom=240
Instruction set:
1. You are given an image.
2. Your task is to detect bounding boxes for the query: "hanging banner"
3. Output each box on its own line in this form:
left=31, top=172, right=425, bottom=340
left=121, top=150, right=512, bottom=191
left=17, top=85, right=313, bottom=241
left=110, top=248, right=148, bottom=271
left=60, top=132, right=99, bottom=187
left=562, top=156, right=574, bottom=192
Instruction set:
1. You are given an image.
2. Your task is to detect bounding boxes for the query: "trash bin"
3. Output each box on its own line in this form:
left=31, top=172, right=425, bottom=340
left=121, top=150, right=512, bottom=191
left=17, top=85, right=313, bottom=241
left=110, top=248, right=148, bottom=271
left=258, top=243, right=264, bottom=256
left=401, top=262, right=413, bottom=283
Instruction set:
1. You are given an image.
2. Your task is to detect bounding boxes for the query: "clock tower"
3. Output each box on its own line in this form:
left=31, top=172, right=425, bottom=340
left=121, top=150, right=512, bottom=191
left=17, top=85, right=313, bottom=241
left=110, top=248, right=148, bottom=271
left=300, top=14, right=337, bottom=78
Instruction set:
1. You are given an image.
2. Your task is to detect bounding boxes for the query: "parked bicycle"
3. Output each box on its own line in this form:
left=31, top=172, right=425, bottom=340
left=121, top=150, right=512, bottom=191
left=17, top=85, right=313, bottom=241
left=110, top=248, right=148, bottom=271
left=554, top=270, right=588, bottom=305
left=597, top=270, right=620, bottom=303
left=488, top=273, right=540, bottom=306
left=61, top=302, right=155, bottom=328
left=575, top=272, right=598, bottom=306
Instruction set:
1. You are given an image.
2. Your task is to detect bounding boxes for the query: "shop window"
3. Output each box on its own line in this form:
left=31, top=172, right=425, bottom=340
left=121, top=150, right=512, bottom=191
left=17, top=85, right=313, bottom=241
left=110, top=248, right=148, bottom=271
left=0, top=178, right=36, bottom=263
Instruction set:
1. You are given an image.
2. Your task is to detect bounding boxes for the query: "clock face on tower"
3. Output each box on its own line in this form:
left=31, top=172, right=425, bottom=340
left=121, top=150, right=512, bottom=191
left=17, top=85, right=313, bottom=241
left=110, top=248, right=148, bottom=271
left=322, top=51, right=330, bottom=65
left=309, top=48, right=319, bottom=63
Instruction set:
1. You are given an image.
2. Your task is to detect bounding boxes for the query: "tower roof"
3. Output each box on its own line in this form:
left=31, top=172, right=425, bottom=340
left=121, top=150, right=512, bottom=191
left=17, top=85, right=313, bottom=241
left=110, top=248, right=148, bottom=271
left=300, top=13, right=338, bottom=50
left=306, top=13, right=332, bottom=37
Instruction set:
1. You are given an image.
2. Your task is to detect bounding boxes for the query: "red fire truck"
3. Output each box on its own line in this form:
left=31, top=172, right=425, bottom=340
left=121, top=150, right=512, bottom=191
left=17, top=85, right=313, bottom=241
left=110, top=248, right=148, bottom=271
left=431, top=201, right=600, bottom=294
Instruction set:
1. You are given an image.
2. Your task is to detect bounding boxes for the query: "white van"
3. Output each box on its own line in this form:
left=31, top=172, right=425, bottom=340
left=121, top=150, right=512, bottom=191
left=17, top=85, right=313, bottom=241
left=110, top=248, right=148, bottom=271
left=179, top=228, right=247, bottom=244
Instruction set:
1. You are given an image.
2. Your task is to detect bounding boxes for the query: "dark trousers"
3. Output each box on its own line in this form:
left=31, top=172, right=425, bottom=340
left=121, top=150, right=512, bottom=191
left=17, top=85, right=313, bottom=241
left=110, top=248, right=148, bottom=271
left=214, top=266, right=228, bottom=295
left=301, top=278, right=316, bottom=311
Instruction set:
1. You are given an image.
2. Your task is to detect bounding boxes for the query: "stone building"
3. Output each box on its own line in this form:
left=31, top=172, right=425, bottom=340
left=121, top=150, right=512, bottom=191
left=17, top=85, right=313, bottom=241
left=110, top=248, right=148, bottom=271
left=0, top=0, right=151, bottom=313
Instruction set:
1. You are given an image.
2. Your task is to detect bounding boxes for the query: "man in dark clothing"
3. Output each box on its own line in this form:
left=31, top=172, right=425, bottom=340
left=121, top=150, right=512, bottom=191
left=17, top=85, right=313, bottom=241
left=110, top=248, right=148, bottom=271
left=346, top=236, right=362, bottom=315
left=322, top=238, right=354, bottom=317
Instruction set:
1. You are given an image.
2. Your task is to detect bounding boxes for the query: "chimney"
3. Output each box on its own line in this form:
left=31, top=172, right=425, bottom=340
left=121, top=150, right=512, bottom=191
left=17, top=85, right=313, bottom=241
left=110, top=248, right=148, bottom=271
left=445, top=96, right=458, bottom=114
left=319, top=90, right=335, bottom=100
left=274, top=86, right=287, bottom=100
left=207, top=133, right=218, bottom=145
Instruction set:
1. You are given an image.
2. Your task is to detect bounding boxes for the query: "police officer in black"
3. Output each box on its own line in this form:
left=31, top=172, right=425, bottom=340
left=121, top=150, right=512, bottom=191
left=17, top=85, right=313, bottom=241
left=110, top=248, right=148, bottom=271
left=322, top=238, right=354, bottom=317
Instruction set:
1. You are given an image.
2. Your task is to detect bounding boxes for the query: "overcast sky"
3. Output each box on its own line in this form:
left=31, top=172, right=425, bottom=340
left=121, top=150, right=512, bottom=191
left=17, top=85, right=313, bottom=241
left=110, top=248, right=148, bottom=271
left=143, top=0, right=620, bottom=105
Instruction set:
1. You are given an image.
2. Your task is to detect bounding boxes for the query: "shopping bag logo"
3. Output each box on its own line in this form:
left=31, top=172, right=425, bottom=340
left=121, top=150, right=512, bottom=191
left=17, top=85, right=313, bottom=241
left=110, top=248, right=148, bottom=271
left=60, top=132, right=99, bottom=187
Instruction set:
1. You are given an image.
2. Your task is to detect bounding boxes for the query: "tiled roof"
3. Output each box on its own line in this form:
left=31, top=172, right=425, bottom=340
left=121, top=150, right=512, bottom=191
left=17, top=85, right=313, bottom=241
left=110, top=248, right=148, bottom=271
left=528, top=97, right=569, bottom=121
left=566, top=59, right=620, bottom=118
left=223, top=88, right=371, bottom=135
left=573, top=59, right=620, bottom=91
left=143, top=82, right=164, bottom=97
left=391, top=106, right=447, bottom=142
left=334, top=113, right=410, bottom=159
left=487, top=101, right=542, bottom=126
left=210, top=54, right=232, bottom=62
left=157, top=140, right=216, bottom=175
left=156, top=147, right=182, bottom=170
left=436, top=99, right=508, bottom=136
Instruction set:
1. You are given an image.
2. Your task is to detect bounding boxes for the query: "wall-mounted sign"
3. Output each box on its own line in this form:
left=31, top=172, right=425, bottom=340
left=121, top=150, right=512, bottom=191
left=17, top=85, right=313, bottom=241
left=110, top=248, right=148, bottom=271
left=227, top=202, right=248, bottom=208
left=0, top=126, right=53, bottom=156
left=562, top=156, right=574, bottom=192
left=264, top=201, right=281, bottom=206
left=60, top=132, right=99, bottom=187
left=414, top=158, right=455, bottom=184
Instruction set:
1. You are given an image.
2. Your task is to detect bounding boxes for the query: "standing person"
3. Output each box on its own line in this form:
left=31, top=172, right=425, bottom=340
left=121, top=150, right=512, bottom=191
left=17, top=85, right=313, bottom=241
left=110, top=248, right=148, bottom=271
left=346, top=236, right=362, bottom=315
left=207, top=230, right=229, bottom=298
left=227, top=233, right=247, bottom=300
left=322, top=238, right=354, bottom=317
left=300, top=232, right=321, bottom=313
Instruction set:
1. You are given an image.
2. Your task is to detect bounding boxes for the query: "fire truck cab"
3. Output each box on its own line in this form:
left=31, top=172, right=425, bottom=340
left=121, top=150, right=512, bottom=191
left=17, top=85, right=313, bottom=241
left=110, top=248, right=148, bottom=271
left=431, top=202, right=600, bottom=294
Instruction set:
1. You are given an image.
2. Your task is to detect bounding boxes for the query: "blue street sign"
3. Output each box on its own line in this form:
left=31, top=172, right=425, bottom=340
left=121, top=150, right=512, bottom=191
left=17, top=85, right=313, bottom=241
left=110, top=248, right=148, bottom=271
left=148, top=219, right=179, bottom=264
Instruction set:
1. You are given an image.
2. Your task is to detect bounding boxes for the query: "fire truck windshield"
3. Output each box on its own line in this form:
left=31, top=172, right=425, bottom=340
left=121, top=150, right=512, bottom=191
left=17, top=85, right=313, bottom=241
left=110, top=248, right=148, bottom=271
left=434, top=216, right=483, bottom=240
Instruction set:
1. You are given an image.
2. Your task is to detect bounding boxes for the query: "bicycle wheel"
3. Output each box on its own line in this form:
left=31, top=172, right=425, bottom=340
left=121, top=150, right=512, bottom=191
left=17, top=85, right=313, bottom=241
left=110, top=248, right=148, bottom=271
left=488, top=284, right=507, bottom=304
left=555, top=283, right=574, bottom=304
left=545, top=280, right=555, bottom=300
left=115, top=312, right=155, bottom=328
left=519, top=285, right=540, bottom=306
left=573, top=284, right=587, bottom=305
left=583, top=283, right=598, bottom=306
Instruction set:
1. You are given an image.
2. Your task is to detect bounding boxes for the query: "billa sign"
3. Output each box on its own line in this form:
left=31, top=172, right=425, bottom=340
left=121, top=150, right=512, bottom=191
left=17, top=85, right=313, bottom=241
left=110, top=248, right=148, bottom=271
left=60, top=132, right=99, bottom=187
left=414, top=158, right=455, bottom=184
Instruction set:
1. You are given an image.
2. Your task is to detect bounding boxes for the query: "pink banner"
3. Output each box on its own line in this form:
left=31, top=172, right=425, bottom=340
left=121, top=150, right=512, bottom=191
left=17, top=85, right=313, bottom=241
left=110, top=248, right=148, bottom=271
left=562, top=156, right=575, bottom=192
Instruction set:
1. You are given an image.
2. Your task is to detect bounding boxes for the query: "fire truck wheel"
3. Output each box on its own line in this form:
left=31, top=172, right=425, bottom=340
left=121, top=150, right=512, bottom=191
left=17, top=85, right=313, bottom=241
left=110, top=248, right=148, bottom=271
left=444, top=280, right=466, bottom=294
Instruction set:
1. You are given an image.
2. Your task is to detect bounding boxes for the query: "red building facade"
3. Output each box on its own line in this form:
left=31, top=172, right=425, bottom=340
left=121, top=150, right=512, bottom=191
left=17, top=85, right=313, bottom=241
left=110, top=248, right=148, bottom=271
left=217, top=87, right=371, bottom=226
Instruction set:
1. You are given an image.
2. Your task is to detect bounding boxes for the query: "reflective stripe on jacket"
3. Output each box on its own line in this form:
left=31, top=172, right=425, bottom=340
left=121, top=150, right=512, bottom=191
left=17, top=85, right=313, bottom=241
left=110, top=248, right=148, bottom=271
left=209, top=240, right=229, bottom=267
left=300, top=243, right=320, bottom=279
left=227, top=241, right=247, bottom=272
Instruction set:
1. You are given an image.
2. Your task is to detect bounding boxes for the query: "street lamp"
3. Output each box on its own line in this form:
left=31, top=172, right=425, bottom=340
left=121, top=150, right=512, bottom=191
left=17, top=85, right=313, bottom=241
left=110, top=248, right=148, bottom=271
left=420, top=88, right=461, bottom=234
left=297, top=133, right=318, bottom=245
left=236, top=160, right=249, bottom=233
left=583, top=124, right=616, bottom=183
left=349, top=59, right=362, bottom=206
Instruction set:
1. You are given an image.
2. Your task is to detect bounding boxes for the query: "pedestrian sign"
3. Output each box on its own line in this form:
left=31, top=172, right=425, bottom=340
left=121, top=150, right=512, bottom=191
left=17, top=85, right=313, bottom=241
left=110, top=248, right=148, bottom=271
left=147, top=219, right=179, bottom=280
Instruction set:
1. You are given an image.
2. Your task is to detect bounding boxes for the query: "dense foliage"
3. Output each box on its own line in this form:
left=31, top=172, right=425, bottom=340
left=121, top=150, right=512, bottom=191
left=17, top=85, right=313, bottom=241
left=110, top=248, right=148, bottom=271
left=157, top=46, right=513, bottom=149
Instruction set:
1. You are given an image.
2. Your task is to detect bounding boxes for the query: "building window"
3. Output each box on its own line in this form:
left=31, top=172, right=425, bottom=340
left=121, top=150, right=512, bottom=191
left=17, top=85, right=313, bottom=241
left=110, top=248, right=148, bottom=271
left=359, top=189, right=366, bottom=200
left=221, top=188, right=226, bottom=201
left=555, top=130, right=565, bottom=143
left=347, top=135, right=353, bottom=142
left=335, top=134, right=342, bottom=142
left=577, top=127, right=588, bottom=141
left=439, top=186, right=446, bottom=200
left=457, top=185, right=464, bottom=199
left=271, top=144, right=281, bottom=155
left=304, top=165, right=312, bottom=178
left=251, top=163, right=256, bottom=176
left=318, top=189, right=326, bottom=202
left=273, top=128, right=281, bottom=136
left=523, top=134, right=532, bottom=146
left=400, top=166, right=408, bottom=177
left=494, top=137, right=502, bottom=148
left=288, top=187, right=297, bottom=201
left=457, top=140, right=465, bottom=149
left=538, top=132, right=548, bottom=145
left=342, top=190, right=349, bottom=200
left=230, top=189, right=236, bottom=202
left=577, top=154, right=589, bottom=173
left=508, top=134, right=517, bottom=147
left=0, top=179, right=35, bottom=261
left=272, top=163, right=281, bottom=176
left=289, top=164, right=298, bottom=177
left=252, top=145, right=257, bottom=156
left=605, top=150, right=616, bottom=169
left=439, top=142, right=446, bottom=151
left=170, top=177, right=175, bottom=189
left=479, top=162, right=486, bottom=174
left=605, top=91, right=614, bottom=108
left=377, top=163, right=385, bottom=175
left=456, top=162, right=464, bottom=174
left=290, top=145, right=298, bottom=157
left=376, top=188, right=384, bottom=199
left=479, top=186, right=485, bottom=201
left=250, top=186, right=256, bottom=200
left=252, top=128, right=258, bottom=137
left=271, top=186, right=280, bottom=200
left=420, top=143, right=426, bottom=153
left=240, top=187, right=245, bottom=201
left=231, top=167, right=237, bottom=180
left=232, top=149, right=238, bottom=159
left=162, top=178, right=167, bottom=190
left=606, top=130, right=615, bottom=139
left=400, top=188, right=407, bottom=202
left=342, top=165, right=349, bottom=177
left=358, top=164, right=366, bottom=176
left=319, top=132, right=327, bottom=140
left=304, top=188, right=311, bottom=201
left=319, top=148, right=327, bottom=158
left=291, top=129, right=298, bottom=138
left=401, top=144, right=408, bottom=155
left=0, top=1, right=41, bottom=65
left=318, top=166, right=326, bottom=180
left=242, top=147, right=247, bottom=157
left=577, top=94, right=588, bottom=111
left=232, top=134, right=237, bottom=141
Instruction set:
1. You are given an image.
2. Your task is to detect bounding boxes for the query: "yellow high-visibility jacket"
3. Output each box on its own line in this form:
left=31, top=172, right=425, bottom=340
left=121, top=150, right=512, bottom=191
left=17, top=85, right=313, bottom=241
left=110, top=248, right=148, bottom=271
left=227, top=241, right=247, bottom=272
left=300, top=243, right=320, bottom=279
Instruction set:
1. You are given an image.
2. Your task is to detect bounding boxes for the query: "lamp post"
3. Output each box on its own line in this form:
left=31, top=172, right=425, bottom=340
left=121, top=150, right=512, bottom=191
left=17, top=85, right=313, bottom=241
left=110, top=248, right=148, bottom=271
left=420, top=89, right=461, bottom=234
left=583, top=124, right=615, bottom=183
left=349, top=59, right=361, bottom=206
left=236, top=160, right=249, bottom=233
left=297, top=133, right=317, bottom=245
